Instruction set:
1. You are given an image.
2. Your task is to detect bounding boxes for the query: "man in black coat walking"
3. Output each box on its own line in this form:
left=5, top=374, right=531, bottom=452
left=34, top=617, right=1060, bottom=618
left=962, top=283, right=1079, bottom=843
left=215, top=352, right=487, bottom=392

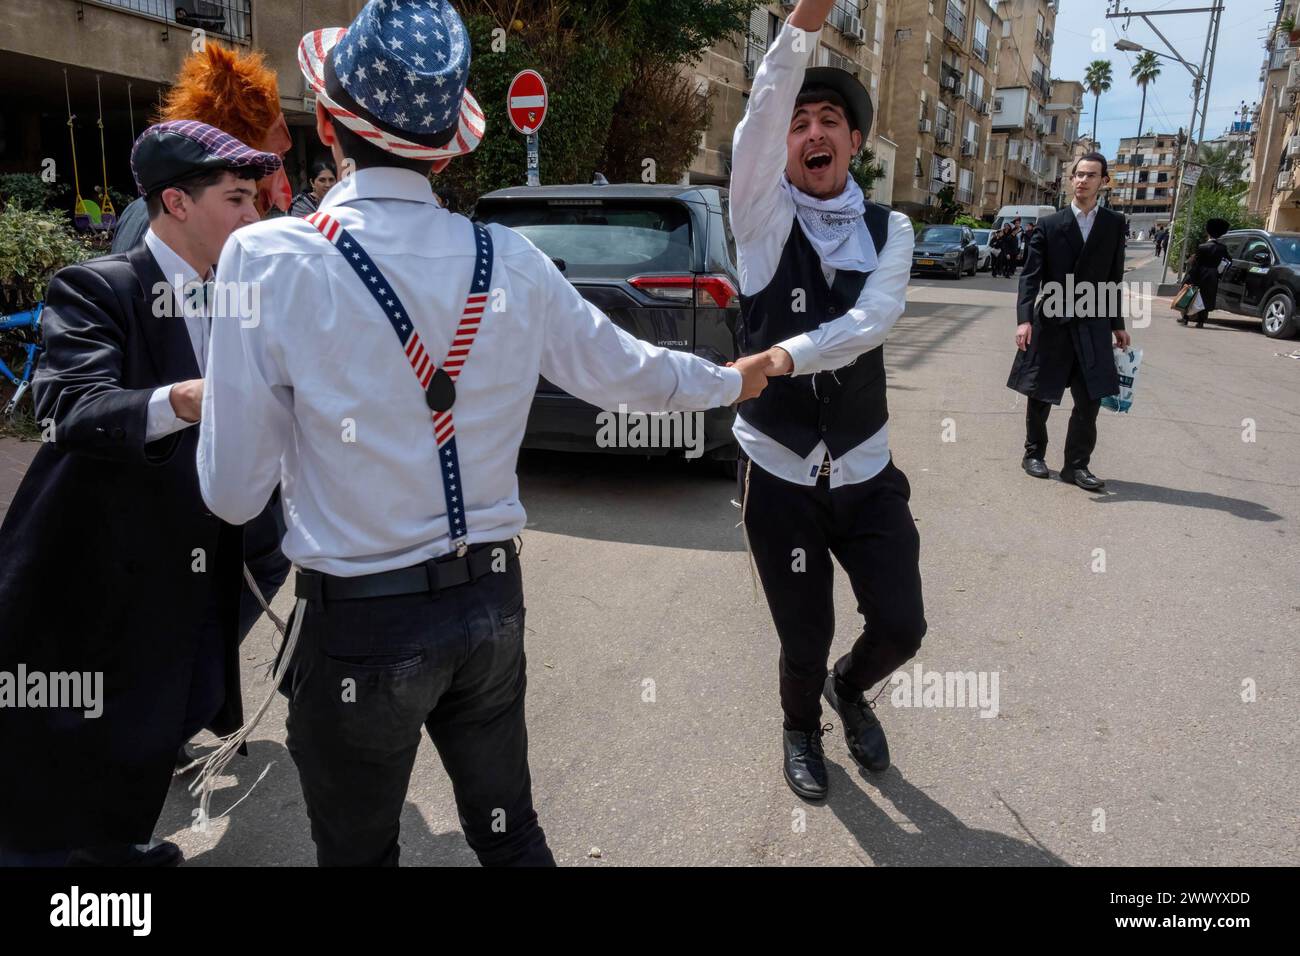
left=1008, top=152, right=1131, bottom=491
left=0, top=122, right=282, bottom=866
left=1179, top=217, right=1231, bottom=329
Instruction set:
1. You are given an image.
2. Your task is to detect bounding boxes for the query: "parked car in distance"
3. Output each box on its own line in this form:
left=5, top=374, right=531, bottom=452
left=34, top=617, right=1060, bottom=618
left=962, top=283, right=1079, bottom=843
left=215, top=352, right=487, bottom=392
left=991, top=204, right=1056, bottom=230
left=473, top=183, right=742, bottom=472
left=972, top=228, right=993, bottom=272
left=912, top=224, right=979, bottom=278
left=1212, top=229, right=1300, bottom=338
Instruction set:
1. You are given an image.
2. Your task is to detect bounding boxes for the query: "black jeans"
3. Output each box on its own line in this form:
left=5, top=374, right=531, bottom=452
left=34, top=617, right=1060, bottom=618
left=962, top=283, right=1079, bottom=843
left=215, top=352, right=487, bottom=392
left=742, top=458, right=927, bottom=732
left=1024, top=353, right=1101, bottom=469
left=282, top=553, right=554, bottom=867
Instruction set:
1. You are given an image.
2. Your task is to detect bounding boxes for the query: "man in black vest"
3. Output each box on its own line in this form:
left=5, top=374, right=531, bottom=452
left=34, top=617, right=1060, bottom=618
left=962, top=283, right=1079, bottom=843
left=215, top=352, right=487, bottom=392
left=729, top=0, right=925, bottom=800
left=1009, top=152, right=1130, bottom=490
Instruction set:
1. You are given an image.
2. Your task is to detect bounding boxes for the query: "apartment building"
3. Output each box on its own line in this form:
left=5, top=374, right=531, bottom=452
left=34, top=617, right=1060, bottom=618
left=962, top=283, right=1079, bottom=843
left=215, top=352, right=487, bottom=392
left=1110, top=134, right=1182, bottom=220
left=1248, top=2, right=1300, bottom=231
left=986, top=0, right=1058, bottom=216
left=0, top=0, right=363, bottom=192
left=691, top=2, right=895, bottom=201
left=875, top=0, right=1001, bottom=218
left=1041, top=77, right=1081, bottom=208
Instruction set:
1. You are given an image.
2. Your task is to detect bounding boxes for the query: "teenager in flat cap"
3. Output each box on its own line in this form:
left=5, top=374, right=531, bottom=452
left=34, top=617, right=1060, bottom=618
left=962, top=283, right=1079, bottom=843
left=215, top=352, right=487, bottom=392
left=0, top=122, right=281, bottom=866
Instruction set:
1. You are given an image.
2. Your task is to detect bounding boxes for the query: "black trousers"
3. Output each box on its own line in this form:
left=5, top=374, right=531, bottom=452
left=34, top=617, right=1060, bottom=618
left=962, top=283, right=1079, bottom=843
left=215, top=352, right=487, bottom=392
left=281, top=553, right=554, bottom=867
left=742, top=457, right=927, bottom=732
left=1024, top=352, right=1101, bottom=470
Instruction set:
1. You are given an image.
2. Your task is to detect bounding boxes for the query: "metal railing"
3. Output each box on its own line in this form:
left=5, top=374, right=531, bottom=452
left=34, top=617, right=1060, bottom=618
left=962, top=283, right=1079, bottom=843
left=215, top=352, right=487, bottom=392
left=944, top=3, right=966, bottom=44
left=88, top=0, right=252, bottom=43
left=955, top=185, right=974, bottom=203
left=973, top=39, right=988, bottom=63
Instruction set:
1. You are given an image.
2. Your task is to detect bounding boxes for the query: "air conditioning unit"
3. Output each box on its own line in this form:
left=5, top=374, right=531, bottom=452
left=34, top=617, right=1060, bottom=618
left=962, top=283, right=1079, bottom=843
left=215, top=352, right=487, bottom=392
left=1277, top=169, right=1291, bottom=192
left=979, top=100, right=992, bottom=116
left=936, top=127, right=953, bottom=145
left=919, top=118, right=933, bottom=133
left=1290, top=134, right=1300, bottom=157
left=942, top=74, right=958, bottom=92
left=1287, top=60, right=1300, bottom=92
left=845, top=13, right=865, bottom=44
left=961, top=139, right=976, bottom=156
left=1279, top=92, right=1296, bottom=114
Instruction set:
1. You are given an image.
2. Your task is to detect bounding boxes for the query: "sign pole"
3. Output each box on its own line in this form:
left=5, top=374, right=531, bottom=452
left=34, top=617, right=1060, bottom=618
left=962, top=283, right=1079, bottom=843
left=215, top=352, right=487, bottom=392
left=527, top=132, right=540, bottom=187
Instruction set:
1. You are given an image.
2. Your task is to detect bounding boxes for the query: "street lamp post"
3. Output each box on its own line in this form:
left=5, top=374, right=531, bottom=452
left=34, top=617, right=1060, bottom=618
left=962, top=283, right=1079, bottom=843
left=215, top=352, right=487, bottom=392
left=1109, top=4, right=1224, bottom=285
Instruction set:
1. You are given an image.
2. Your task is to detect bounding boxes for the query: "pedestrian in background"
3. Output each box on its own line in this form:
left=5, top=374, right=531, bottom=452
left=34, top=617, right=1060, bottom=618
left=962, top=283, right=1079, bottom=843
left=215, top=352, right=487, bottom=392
left=1179, top=217, right=1231, bottom=329
left=290, top=157, right=337, bottom=217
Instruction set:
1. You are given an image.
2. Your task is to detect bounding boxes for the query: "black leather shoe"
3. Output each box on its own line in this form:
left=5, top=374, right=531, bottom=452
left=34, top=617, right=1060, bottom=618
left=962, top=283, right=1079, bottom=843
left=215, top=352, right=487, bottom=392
left=782, top=727, right=829, bottom=800
left=823, top=674, right=890, bottom=772
left=1060, top=467, right=1105, bottom=491
left=1022, top=457, right=1050, bottom=479
left=1176, top=316, right=1188, bottom=325
left=67, top=840, right=183, bottom=867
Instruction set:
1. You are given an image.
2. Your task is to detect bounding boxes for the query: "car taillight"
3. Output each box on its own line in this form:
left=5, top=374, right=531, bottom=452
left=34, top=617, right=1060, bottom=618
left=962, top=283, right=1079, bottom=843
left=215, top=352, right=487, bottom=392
left=629, top=274, right=738, bottom=308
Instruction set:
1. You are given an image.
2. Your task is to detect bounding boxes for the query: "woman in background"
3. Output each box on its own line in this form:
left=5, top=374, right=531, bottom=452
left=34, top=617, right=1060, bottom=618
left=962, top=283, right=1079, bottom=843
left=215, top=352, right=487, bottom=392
left=290, top=158, right=337, bottom=218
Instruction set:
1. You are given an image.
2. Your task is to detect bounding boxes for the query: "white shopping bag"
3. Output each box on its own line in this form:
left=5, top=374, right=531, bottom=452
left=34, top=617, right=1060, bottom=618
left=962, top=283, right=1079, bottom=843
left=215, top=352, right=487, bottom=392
left=1101, top=346, right=1143, bottom=413
left=1189, top=290, right=1205, bottom=313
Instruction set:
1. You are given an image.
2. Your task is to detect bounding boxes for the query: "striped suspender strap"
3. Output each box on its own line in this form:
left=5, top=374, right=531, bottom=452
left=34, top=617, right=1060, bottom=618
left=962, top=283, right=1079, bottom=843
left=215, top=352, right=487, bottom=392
left=306, top=211, right=493, bottom=555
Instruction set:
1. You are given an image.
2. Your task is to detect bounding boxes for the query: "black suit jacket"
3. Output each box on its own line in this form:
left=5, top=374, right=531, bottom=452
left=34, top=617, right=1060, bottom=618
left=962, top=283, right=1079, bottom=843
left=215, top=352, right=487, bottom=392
left=1007, top=205, right=1126, bottom=403
left=0, top=245, right=247, bottom=851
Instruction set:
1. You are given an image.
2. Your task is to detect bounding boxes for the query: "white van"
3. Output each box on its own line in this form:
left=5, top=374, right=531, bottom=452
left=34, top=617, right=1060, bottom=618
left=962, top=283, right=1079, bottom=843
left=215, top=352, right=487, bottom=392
left=991, top=205, right=1057, bottom=230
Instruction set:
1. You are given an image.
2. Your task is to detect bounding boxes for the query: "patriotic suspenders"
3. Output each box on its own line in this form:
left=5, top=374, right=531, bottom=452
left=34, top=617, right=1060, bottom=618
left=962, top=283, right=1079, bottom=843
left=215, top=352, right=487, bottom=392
left=306, top=211, right=492, bottom=555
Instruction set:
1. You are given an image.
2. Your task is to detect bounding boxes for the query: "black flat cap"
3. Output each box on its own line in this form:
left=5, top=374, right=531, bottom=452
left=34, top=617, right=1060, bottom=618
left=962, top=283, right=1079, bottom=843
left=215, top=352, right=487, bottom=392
left=130, top=120, right=282, bottom=197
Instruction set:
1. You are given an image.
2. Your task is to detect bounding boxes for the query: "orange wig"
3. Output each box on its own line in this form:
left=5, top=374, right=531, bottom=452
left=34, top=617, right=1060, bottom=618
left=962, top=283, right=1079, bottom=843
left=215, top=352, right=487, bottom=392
left=159, top=43, right=281, bottom=148
left=157, top=43, right=292, bottom=213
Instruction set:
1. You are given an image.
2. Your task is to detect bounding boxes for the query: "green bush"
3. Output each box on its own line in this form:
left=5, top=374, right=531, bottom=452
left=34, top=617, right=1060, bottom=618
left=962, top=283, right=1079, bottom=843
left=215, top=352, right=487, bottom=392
left=954, top=213, right=992, bottom=229
left=0, top=173, right=71, bottom=213
left=0, top=205, right=93, bottom=312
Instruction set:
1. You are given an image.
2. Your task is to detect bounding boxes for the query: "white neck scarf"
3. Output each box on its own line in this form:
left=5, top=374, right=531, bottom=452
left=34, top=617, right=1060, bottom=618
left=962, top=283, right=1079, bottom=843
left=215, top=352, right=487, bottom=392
left=781, top=175, right=878, bottom=273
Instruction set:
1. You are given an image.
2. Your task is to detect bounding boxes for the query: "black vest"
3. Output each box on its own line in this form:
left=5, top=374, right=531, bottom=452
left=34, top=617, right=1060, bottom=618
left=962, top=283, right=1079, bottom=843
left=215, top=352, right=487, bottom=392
left=738, top=202, right=893, bottom=458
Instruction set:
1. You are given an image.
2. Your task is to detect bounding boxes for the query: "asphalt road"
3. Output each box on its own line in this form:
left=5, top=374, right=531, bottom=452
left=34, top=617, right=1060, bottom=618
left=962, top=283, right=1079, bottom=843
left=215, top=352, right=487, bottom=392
left=14, top=242, right=1296, bottom=866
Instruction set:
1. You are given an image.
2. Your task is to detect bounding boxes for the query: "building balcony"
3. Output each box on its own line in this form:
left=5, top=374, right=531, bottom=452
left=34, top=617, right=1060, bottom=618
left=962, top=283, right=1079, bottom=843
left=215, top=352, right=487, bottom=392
left=940, top=66, right=964, bottom=99
left=91, top=0, right=252, bottom=43
left=1035, top=29, right=1053, bottom=54
left=973, top=40, right=989, bottom=64
left=944, top=4, right=966, bottom=48
left=955, top=184, right=974, bottom=204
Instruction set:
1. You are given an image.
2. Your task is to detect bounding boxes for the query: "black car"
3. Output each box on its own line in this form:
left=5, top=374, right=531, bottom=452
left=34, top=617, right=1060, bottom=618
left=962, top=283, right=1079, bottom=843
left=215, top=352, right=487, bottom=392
left=912, top=224, right=979, bottom=278
left=1213, top=229, right=1300, bottom=338
left=473, top=183, right=741, bottom=471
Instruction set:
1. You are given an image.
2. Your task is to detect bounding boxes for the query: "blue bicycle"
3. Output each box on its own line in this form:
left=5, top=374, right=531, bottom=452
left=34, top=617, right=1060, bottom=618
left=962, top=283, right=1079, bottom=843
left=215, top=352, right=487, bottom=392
left=0, top=303, right=44, bottom=419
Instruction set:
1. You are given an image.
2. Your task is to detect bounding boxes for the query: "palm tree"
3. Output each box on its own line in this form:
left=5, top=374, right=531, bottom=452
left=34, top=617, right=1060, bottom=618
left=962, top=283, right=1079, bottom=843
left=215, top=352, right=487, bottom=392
left=1084, top=59, right=1114, bottom=145
left=1131, top=51, right=1161, bottom=141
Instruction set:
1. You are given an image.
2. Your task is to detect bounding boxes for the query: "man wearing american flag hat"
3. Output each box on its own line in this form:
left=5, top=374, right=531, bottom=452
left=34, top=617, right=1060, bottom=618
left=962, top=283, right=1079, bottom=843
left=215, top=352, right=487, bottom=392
left=197, top=0, right=772, bottom=867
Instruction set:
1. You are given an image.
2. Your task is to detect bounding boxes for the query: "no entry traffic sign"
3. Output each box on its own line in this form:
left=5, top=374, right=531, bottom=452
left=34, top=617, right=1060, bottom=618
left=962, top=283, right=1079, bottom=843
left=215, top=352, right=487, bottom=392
left=507, top=70, right=548, bottom=135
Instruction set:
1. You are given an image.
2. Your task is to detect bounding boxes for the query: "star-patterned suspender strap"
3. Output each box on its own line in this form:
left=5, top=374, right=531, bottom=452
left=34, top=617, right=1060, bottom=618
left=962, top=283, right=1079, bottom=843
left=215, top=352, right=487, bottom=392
left=306, top=211, right=493, bottom=555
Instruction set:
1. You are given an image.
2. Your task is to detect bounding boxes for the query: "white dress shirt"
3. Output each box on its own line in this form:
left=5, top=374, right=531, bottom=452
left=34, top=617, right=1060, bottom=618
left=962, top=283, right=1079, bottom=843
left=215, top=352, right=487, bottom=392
left=729, top=19, right=914, bottom=488
left=198, top=167, right=742, bottom=576
left=1071, top=201, right=1099, bottom=242
left=144, top=229, right=210, bottom=442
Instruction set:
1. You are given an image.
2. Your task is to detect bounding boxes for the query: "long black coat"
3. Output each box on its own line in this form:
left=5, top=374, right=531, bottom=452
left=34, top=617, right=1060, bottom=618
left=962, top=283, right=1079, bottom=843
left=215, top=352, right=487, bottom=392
left=1186, top=238, right=1230, bottom=312
left=0, top=245, right=246, bottom=852
left=1007, top=206, right=1126, bottom=403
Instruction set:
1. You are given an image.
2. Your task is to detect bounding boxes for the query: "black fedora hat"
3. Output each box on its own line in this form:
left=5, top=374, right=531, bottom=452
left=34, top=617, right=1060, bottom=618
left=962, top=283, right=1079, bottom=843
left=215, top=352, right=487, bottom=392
left=800, top=66, right=874, bottom=137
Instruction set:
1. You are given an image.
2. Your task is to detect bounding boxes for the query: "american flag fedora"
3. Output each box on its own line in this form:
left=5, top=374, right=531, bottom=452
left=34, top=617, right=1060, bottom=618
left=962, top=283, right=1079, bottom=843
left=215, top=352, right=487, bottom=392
left=298, top=0, right=485, bottom=162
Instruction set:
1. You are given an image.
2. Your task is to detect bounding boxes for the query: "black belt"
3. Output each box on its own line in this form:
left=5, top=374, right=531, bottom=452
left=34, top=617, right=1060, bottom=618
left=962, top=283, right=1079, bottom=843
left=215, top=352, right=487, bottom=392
left=294, top=539, right=519, bottom=602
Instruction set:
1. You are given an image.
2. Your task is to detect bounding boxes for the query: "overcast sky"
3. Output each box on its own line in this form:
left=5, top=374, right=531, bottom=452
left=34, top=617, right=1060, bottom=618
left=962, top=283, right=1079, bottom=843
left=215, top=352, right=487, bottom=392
left=1041, top=0, right=1278, bottom=156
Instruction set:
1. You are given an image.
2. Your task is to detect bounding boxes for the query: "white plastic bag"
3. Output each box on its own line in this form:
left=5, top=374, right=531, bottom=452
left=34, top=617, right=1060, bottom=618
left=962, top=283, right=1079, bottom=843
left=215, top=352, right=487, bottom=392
left=1101, top=346, right=1143, bottom=413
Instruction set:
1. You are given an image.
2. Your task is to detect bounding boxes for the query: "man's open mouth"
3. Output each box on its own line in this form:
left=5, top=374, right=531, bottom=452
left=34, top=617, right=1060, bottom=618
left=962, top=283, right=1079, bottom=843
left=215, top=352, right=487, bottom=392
left=805, top=151, right=832, bottom=170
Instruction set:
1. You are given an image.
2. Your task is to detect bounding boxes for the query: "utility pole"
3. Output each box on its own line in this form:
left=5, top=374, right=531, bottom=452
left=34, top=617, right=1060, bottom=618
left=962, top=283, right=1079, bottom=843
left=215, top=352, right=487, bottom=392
left=1107, top=2, right=1224, bottom=285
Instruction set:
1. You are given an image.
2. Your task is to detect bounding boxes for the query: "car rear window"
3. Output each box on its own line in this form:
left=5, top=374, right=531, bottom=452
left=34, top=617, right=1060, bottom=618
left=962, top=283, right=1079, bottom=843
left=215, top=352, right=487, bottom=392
left=477, top=201, right=693, bottom=278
